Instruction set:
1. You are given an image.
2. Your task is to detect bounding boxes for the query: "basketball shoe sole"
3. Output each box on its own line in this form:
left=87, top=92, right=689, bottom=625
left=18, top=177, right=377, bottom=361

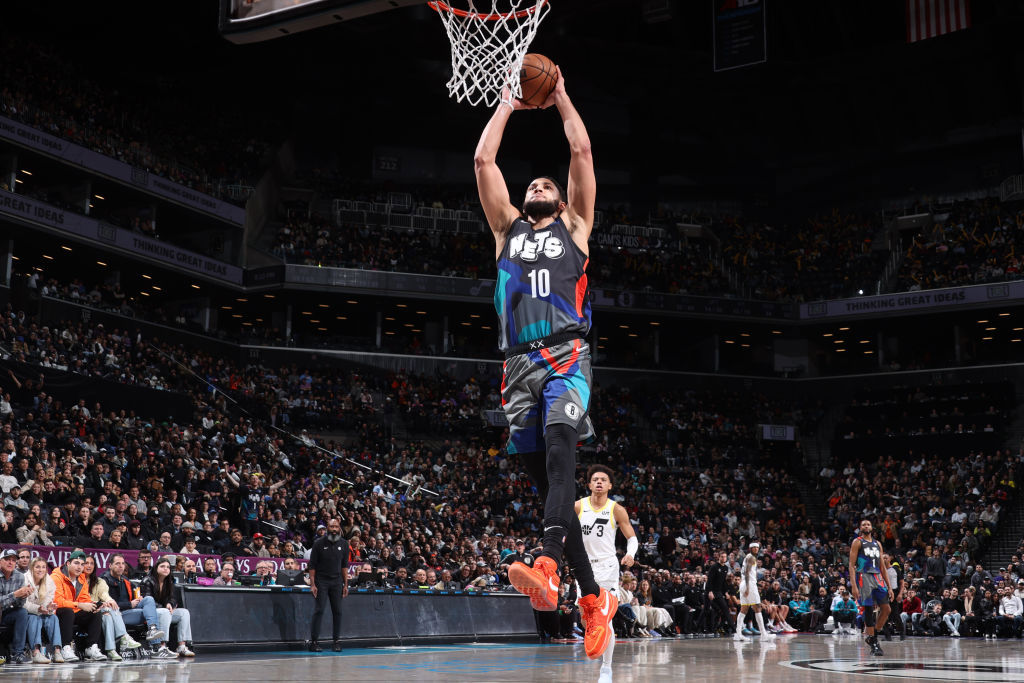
left=508, top=557, right=559, bottom=611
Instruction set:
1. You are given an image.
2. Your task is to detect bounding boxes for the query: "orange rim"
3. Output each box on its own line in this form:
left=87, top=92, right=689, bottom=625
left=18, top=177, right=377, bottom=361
left=428, top=0, right=548, bottom=21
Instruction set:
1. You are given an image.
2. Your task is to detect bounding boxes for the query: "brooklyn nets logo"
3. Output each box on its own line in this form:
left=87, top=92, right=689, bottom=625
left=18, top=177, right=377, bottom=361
left=782, top=659, right=1024, bottom=681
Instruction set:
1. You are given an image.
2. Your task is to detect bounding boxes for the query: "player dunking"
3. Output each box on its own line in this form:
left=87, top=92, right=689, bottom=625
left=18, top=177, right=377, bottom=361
left=576, top=465, right=638, bottom=683
left=735, top=542, right=775, bottom=642
left=474, top=66, right=616, bottom=661
left=849, top=519, right=894, bottom=656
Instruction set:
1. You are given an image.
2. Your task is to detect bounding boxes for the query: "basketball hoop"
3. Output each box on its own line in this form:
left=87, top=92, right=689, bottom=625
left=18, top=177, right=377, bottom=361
left=429, top=0, right=551, bottom=107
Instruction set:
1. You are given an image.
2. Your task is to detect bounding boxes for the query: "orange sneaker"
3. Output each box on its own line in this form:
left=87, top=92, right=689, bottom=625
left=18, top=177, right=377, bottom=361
left=579, top=588, right=618, bottom=659
left=508, top=556, right=559, bottom=611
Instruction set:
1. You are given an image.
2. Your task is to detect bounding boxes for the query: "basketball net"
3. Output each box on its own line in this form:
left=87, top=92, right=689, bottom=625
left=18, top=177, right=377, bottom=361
left=429, top=0, right=551, bottom=107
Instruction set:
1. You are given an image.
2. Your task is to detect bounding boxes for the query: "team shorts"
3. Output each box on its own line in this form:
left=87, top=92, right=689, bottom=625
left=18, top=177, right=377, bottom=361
left=589, top=556, right=620, bottom=591
left=740, top=583, right=761, bottom=607
left=856, top=572, right=889, bottom=607
left=501, top=339, right=595, bottom=454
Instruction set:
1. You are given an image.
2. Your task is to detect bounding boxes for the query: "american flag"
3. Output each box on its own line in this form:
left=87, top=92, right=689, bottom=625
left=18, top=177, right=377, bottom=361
left=906, top=0, right=971, bottom=43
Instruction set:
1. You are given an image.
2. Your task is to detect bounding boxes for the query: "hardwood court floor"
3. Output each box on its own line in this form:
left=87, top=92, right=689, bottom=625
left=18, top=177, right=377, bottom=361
left=5, top=634, right=1024, bottom=682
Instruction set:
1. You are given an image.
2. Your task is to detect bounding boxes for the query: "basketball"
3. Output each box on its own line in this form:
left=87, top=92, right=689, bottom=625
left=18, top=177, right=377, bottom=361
left=519, top=53, right=558, bottom=107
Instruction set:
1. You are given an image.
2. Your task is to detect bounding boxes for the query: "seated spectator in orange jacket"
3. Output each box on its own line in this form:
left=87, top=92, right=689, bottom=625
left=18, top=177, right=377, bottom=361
left=51, top=550, right=106, bottom=661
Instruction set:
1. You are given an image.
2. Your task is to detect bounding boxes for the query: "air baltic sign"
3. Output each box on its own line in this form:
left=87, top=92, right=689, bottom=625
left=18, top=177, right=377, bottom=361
left=0, top=189, right=243, bottom=284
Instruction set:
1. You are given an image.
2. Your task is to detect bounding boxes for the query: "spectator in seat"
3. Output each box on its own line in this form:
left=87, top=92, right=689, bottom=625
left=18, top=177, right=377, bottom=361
left=100, top=554, right=164, bottom=648
left=4, top=484, right=29, bottom=514
left=811, top=585, right=831, bottom=627
left=130, top=549, right=154, bottom=579
left=201, top=558, right=219, bottom=580
left=156, top=531, right=174, bottom=552
left=81, top=555, right=142, bottom=661
left=391, top=566, right=411, bottom=588
left=182, top=559, right=198, bottom=584
left=25, top=557, right=62, bottom=663
left=0, top=548, right=33, bottom=664
left=946, top=554, right=964, bottom=588
left=454, top=564, right=474, bottom=589
left=213, top=562, right=239, bottom=586
left=211, top=518, right=232, bottom=551
left=15, top=549, right=33, bottom=578
left=919, top=602, right=946, bottom=636
left=225, top=528, right=247, bottom=556
left=78, top=521, right=107, bottom=549
left=106, top=528, right=130, bottom=551
left=253, top=561, right=277, bottom=586
left=942, top=587, right=964, bottom=637
left=925, top=549, right=946, bottom=587
left=51, top=550, right=106, bottom=662
left=900, top=589, right=923, bottom=635
left=245, top=533, right=271, bottom=558
left=277, top=557, right=308, bottom=587
left=433, top=569, right=458, bottom=591
left=125, top=520, right=148, bottom=550
left=977, top=588, right=999, bottom=638
left=787, top=591, right=823, bottom=632
left=0, top=509, right=18, bottom=544
left=16, top=512, right=52, bottom=546
left=998, top=585, right=1024, bottom=637
left=141, top=557, right=195, bottom=658
left=179, top=535, right=200, bottom=556
left=830, top=587, right=857, bottom=635
left=971, top=564, right=992, bottom=590
left=961, top=586, right=982, bottom=637
left=635, top=579, right=674, bottom=635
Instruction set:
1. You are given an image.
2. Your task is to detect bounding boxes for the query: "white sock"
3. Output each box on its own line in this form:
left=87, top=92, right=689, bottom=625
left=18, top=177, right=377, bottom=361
left=602, top=632, right=615, bottom=667
left=736, top=611, right=746, bottom=634
left=755, top=611, right=767, bottom=634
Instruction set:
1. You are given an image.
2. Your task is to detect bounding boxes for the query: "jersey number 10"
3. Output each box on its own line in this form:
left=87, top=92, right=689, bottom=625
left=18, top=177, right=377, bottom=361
left=527, top=269, right=551, bottom=298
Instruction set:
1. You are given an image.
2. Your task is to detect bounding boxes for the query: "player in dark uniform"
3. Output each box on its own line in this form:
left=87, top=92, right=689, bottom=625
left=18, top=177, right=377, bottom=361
left=849, top=519, right=894, bottom=656
left=474, top=66, right=616, bottom=663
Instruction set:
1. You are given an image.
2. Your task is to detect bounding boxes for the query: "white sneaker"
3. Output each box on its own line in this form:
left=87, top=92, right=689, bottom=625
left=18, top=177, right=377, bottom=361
left=31, top=650, right=51, bottom=664
left=176, top=643, right=195, bottom=658
left=761, top=630, right=776, bottom=638
left=152, top=646, right=178, bottom=659
left=83, top=644, right=108, bottom=662
left=105, top=650, right=122, bottom=662
left=120, top=634, right=142, bottom=649
left=733, top=632, right=751, bottom=642
left=51, top=647, right=64, bottom=663
left=598, top=664, right=613, bottom=683
left=952, top=630, right=961, bottom=638
left=60, top=645, right=79, bottom=663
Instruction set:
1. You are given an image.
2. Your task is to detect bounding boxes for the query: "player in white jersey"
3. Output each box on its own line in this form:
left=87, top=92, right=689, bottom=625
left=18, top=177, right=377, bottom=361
left=576, top=464, right=637, bottom=683
left=735, top=542, right=775, bottom=642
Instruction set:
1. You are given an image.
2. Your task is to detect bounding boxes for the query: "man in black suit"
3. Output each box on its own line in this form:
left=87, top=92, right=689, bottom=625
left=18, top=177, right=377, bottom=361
left=706, top=550, right=730, bottom=633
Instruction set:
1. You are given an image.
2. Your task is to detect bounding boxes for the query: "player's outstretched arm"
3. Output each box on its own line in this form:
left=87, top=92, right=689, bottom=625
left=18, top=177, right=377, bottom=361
left=542, top=68, right=595, bottom=241
left=474, top=92, right=528, bottom=256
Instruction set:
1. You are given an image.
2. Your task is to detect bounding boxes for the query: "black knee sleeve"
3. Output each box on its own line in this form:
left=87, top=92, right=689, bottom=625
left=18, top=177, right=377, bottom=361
left=864, top=609, right=876, bottom=628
